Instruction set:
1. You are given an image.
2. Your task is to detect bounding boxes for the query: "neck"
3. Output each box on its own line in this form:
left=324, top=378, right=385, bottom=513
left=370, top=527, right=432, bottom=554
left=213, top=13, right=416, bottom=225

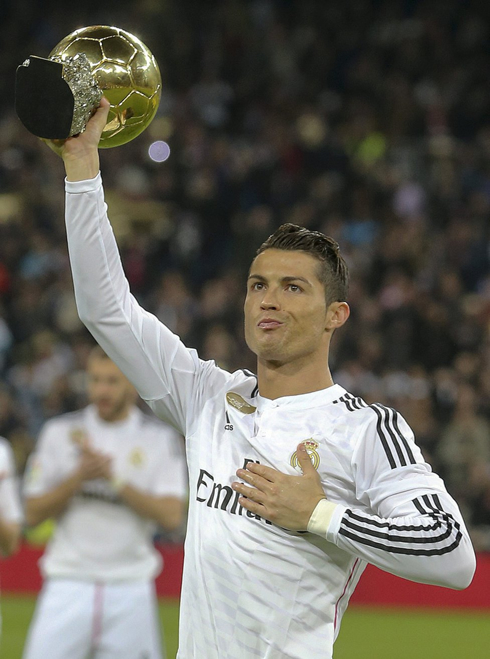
left=256, top=356, right=334, bottom=400
left=96, top=405, right=133, bottom=423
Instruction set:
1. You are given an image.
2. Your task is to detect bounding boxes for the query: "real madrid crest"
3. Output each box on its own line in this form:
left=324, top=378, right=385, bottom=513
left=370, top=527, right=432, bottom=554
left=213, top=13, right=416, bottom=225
left=290, top=439, right=320, bottom=471
left=70, top=428, right=90, bottom=449
left=129, top=447, right=145, bottom=467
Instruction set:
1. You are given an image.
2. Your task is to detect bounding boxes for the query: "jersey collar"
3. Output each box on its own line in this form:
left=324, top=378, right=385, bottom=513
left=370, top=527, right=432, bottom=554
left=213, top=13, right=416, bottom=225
left=86, top=404, right=140, bottom=429
left=255, top=383, right=347, bottom=412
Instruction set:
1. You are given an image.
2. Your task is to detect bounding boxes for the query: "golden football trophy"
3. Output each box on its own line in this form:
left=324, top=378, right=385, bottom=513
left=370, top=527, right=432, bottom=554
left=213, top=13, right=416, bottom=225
left=15, top=26, right=162, bottom=148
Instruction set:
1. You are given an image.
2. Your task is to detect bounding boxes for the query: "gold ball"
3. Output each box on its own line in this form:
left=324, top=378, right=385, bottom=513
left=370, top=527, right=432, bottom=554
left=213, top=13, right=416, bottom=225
left=50, top=26, right=162, bottom=148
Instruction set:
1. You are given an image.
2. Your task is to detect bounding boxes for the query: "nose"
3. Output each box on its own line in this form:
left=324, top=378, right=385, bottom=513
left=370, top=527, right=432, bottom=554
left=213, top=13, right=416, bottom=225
left=260, top=287, right=280, bottom=310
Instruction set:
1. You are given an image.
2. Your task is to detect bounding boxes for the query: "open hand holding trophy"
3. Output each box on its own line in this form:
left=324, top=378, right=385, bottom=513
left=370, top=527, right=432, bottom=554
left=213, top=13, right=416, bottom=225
left=15, top=26, right=161, bottom=148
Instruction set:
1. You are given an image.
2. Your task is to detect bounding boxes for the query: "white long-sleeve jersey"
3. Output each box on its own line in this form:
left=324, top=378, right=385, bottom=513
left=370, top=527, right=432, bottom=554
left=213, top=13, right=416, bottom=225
left=0, top=437, right=23, bottom=526
left=64, top=173, right=476, bottom=659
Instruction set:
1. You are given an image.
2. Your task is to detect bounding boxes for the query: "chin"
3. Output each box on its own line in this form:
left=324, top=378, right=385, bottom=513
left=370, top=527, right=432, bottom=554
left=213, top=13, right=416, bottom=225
left=257, top=347, right=288, bottom=365
left=96, top=407, right=114, bottom=420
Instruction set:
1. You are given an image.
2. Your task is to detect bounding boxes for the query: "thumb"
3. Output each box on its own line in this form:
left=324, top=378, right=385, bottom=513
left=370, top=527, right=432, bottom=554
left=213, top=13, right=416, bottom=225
left=297, top=442, right=315, bottom=475
left=88, top=97, right=111, bottom=133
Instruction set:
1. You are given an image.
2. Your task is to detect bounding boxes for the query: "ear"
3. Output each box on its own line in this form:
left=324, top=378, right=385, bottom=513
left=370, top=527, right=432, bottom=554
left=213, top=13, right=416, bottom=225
left=325, top=301, right=350, bottom=332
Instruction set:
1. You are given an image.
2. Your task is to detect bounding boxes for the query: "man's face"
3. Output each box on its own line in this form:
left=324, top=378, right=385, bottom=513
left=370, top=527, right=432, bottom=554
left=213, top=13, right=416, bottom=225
left=244, top=249, right=333, bottom=366
left=86, top=357, right=136, bottom=422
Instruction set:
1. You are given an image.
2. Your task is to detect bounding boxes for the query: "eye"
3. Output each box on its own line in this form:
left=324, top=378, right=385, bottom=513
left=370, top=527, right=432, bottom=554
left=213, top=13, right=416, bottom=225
left=287, top=284, right=302, bottom=293
left=250, top=282, right=265, bottom=291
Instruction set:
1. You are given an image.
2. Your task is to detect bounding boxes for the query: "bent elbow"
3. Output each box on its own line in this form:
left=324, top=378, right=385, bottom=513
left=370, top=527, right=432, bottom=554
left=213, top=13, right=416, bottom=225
left=24, top=503, right=46, bottom=529
left=0, top=524, right=21, bottom=557
left=160, top=511, right=184, bottom=532
left=445, top=547, right=477, bottom=591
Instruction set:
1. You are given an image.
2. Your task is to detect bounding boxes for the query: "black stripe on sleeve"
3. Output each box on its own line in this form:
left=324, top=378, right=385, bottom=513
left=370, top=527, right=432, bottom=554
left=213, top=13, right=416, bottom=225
left=335, top=394, right=417, bottom=470
left=344, top=393, right=367, bottom=411
left=369, top=404, right=397, bottom=469
left=338, top=497, right=463, bottom=556
left=344, top=509, right=443, bottom=534
left=371, top=404, right=409, bottom=467
left=338, top=528, right=462, bottom=556
left=341, top=512, right=452, bottom=545
left=432, top=493, right=443, bottom=510
left=339, top=395, right=356, bottom=412
left=390, top=407, right=416, bottom=464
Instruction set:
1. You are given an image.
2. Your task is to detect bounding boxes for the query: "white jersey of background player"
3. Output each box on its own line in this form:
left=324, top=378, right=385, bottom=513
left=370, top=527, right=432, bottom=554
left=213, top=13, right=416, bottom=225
left=45, top=101, right=475, bottom=659
left=22, top=346, right=187, bottom=659
left=0, top=434, right=23, bottom=638
left=0, top=436, right=22, bottom=558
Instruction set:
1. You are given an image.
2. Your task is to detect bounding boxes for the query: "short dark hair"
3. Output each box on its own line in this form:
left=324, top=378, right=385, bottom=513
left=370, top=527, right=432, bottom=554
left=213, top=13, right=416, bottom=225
left=255, top=223, right=349, bottom=304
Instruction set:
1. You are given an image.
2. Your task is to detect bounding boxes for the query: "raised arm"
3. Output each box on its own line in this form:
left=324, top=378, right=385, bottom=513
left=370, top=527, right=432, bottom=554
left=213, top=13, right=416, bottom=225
left=44, top=101, right=214, bottom=433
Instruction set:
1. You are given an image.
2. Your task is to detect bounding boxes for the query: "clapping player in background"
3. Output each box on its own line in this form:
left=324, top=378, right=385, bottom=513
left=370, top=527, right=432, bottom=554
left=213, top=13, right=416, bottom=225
left=43, top=100, right=475, bottom=659
left=22, top=345, right=187, bottom=659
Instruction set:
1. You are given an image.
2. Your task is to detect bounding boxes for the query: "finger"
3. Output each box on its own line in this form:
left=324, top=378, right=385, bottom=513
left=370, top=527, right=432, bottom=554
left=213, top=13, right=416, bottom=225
left=66, top=97, right=110, bottom=146
left=231, top=481, right=266, bottom=504
left=235, top=468, right=274, bottom=493
left=296, top=443, right=316, bottom=475
left=236, top=494, right=266, bottom=517
left=87, top=97, right=111, bottom=131
left=241, top=461, right=277, bottom=481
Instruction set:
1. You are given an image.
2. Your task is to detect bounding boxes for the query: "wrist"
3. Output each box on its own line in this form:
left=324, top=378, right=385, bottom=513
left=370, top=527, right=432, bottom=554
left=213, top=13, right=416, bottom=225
left=72, top=465, right=85, bottom=484
left=307, top=499, right=338, bottom=537
left=64, top=152, right=100, bottom=182
left=111, top=475, right=127, bottom=493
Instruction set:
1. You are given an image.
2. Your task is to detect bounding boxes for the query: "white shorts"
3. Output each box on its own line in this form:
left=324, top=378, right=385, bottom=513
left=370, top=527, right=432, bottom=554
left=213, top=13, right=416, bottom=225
left=22, top=578, right=165, bottom=659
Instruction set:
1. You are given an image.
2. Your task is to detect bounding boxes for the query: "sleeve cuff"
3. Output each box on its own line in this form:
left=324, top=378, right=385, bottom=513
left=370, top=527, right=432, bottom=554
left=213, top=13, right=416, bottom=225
left=65, top=171, right=102, bottom=194
left=307, top=499, right=347, bottom=541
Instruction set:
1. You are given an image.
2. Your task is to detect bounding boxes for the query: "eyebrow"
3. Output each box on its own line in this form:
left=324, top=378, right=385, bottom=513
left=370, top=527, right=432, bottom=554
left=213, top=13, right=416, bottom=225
left=248, top=274, right=313, bottom=286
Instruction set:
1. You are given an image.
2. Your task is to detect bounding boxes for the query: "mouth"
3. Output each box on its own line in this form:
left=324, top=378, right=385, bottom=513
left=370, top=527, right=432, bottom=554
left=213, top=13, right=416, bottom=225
left=96, top=400, right=112, bottom=408
left=257, top=319, right=283, bottom=330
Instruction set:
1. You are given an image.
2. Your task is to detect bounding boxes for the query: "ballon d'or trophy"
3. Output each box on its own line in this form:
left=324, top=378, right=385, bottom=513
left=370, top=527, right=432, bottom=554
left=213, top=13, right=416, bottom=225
left=15, top=25, right=162, bottom=148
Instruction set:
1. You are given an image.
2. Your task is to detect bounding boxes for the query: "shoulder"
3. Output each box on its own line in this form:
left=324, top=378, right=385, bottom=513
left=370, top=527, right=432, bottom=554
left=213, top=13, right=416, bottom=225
left=334, top=393, right=420, bottom=470
left=43, top=409, right=86, bottom=429
left=330, top=391, right=380, bottom=427
left=38, top=409, right=88, bottom=442
left=228, top=369, right=259, bottom=397
left=192, top=365, right=258, bottom=406
left=198, top=361, right=257, bottom=392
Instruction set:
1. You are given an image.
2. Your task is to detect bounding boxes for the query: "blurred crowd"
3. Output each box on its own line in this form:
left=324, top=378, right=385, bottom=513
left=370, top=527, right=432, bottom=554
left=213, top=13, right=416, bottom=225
left=1, top=0, right=490, bottom=549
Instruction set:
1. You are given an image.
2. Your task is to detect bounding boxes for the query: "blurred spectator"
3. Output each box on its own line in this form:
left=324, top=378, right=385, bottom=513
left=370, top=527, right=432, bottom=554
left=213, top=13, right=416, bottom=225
left=437, top=383, right=490, bottom=521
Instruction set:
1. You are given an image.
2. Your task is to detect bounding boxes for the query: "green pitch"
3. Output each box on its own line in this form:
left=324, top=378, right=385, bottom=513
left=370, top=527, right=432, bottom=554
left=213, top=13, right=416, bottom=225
left=2, top=595, right=490, bottom=658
